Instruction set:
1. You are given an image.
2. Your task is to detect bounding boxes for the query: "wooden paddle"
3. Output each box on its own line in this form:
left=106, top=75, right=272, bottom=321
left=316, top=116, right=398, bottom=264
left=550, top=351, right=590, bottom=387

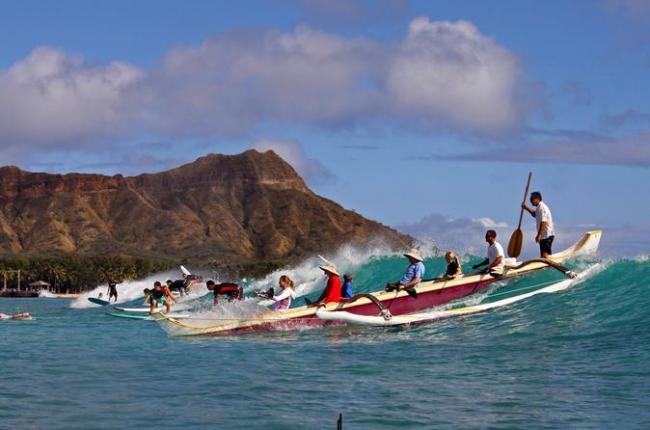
left=507, top=172, right=532, bottom=258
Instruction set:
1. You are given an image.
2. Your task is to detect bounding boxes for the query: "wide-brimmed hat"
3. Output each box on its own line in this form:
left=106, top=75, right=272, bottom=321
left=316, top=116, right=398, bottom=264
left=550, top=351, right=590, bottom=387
left=319, top=264, right=340, bottom=277
left=403, top=249, right=424, bottom=262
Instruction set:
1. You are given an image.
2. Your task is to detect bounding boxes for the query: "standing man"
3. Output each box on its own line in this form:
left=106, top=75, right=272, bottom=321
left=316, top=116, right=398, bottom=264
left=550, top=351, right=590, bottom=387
left=472, top=230, right=505, bottom=275
left=107, top=280, right=118, bottom=303
left=522, top=191, right=555, bottom=258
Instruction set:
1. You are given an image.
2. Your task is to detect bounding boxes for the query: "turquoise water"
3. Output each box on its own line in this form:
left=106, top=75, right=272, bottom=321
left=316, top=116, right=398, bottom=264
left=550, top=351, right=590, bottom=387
left=2, top=255, right=650, bottom=429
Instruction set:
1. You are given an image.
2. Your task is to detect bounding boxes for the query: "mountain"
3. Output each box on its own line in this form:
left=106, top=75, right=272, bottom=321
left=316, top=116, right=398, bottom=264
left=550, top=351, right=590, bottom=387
left=0, top=150, right=411, bottom=266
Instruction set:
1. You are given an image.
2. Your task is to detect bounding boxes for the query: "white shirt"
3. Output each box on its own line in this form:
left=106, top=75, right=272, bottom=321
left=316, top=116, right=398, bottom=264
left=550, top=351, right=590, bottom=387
left=271, top=287, right=296, bottom=311
left=488, top=242, right=505, bottom=270
left=535, top=201, right=555, bottom=239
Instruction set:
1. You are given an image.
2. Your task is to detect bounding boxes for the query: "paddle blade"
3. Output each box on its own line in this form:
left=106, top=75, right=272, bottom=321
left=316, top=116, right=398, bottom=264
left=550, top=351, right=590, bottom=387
left=508, top=229, right=524, bottom=258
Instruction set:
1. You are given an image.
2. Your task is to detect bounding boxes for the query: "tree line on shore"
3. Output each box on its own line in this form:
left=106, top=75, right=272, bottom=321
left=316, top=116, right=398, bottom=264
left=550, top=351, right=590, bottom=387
left=0, top=255, right=182, bottom=293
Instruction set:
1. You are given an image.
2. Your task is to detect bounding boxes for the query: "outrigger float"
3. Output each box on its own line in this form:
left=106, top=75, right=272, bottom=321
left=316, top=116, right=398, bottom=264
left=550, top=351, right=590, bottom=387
left=155, top=230, right=602, bottom=337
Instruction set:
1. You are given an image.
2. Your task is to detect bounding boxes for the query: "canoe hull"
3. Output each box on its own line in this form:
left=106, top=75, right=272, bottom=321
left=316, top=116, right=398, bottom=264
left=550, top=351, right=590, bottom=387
left=162, top=276, right=497, bottom=336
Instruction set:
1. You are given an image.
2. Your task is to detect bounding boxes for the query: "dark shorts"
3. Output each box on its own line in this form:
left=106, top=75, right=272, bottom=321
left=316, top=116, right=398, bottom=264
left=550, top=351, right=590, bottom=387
left=540, top=236, right=554, bottom=255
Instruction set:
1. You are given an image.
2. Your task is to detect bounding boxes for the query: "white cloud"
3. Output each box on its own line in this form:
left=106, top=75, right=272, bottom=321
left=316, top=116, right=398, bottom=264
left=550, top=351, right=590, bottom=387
left=450, top=128, right=650, bottom=167
left=398, top=213, right=512, bottom=256
left=0, top=18, right=525, bottom=156
left=473, top=217, right=509, bottom=229
left=0, top=47, right=142, bottom=147
left=385, top=18, right=522, bottom=133
left=251, top=139, right=334, bottom=185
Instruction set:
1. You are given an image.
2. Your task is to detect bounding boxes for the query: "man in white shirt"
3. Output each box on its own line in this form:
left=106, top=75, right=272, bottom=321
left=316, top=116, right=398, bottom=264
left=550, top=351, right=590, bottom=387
left=472, top=230, right=505, bottom=275
left=522, top=191, right=555, bottom=258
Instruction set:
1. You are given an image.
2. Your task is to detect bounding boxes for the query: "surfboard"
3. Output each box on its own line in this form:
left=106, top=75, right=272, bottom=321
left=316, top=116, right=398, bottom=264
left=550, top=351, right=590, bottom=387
left=112, top=306, right=150, bottom=313
left=180, top=265, right=191, bottom=276
left=88, top=297, right=111, bottom=306
left=107, top=311, right=190, bottom=320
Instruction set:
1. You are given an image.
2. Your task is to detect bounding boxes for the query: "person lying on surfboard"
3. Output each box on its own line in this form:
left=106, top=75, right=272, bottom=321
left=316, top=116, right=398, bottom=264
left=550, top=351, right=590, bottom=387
left=0, top=312, right=31, bottom=320
left=385, top=249, right=425, bottom=298
left=256, top=275, right=297, bottom=311
left=206, top=280, right=244, bottom=305
left=521, top=191, right=555, bottom=259
left=305, top=264, right=343, bottom=306
left=472, top=230, right=505, bottom=276
left=166, top=272, right=202, bottom=297
left=437, top=251, right=462, bottom=280
left=166, top=279, right=187, bottom=296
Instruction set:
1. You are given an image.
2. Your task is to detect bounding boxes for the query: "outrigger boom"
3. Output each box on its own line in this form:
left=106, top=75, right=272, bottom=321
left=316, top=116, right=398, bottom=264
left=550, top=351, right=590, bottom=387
left=155, top=230, right=602, bottom=337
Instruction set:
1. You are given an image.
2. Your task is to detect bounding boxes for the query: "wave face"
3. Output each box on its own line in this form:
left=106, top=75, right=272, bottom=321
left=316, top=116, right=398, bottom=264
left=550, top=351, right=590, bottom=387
left=3, top=253, right=649, bottom=429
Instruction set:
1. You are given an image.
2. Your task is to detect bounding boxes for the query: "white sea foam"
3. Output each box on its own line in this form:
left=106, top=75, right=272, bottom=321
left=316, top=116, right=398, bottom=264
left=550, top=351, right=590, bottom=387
left=38, top=290, right=57, bottom=298
left=245, top=243, right=398, bottom=298
left=70, top=268, right=211, bottom=309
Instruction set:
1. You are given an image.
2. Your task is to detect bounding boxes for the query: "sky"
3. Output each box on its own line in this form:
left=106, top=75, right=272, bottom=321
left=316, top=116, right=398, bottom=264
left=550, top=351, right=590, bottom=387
left=1, top=0, right=649, bottom=254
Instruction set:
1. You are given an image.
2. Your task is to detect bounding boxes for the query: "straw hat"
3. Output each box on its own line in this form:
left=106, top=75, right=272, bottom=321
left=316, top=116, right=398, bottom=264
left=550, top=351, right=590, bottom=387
left=319, top=264, right=340, bottom=277
left=403, top=249, right=424, bottom=262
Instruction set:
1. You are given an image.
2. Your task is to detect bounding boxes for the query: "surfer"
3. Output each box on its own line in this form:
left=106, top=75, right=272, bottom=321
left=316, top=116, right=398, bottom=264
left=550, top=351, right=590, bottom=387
left=148, top=281, right=176, bottom=314
left=206, top=280, right=244, bottom=305
left=307, top=264, right=343, bottom=306
left=472, top=230, right=505, bottom=275
left=521, top=191, right=555, bottom=258
left=107, top=280, right=118, bottom=302
left=342, top=273, right=354, bottom=299
left=0, top=312, right=31, bottom=320
left=385, top=249, right=425, bottom=297
left=256, top=275, right=297, bottom=311
left=438, top=251, right=462, bottom=280
left=166, top=279, right=187, bottom=296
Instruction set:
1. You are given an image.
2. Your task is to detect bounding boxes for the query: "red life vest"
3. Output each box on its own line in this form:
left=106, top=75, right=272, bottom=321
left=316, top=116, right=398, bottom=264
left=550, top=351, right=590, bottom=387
left=324, top=275, right=342, bottom=303
left=216, top=283, right=243, bottom=300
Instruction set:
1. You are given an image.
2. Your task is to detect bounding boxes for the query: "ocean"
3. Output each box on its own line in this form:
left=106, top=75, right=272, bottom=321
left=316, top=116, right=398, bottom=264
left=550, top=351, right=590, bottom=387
left=1, top=251, right=649, bottom=429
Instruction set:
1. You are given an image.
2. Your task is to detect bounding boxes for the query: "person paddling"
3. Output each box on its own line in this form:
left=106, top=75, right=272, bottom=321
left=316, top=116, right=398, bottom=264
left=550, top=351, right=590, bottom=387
left=521, top=191, right=555, bottom=258
left=438, top=251, right=462, bottom=280
left=309, top=264, right=343, bottom=305
left=0, top=312, right=31, bottom=320
left=472, top=230, right=505, bottom=275
left=386, top=249, right=425, bottom=297
left=342, top=273, right=354, bottom=299
left=206, top=280, right=244, bottom=305
left=257, top=275, right=297, bottom=311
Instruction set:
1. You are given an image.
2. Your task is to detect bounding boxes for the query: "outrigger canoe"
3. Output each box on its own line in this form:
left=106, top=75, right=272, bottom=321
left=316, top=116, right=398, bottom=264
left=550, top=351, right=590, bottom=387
left=156, top=230, right=602, bottom=337
left=315, top=263, right=602, bottom=326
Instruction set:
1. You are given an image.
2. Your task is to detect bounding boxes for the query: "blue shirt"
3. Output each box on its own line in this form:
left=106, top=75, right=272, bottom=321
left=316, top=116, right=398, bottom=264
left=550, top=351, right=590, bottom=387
left=400, top=262, right=425, bottom=285
left=342, top=281, right=353, bottom=299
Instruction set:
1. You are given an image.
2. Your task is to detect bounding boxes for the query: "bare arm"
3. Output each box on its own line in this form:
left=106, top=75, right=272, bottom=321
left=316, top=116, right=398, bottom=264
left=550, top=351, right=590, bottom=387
left=521, top=203, right=535, bottom=217
left=401, top=277, right=421, bottom=289
left=489, top=256, right=503, bottom=269
left=473, top=258, right=489, bottom=269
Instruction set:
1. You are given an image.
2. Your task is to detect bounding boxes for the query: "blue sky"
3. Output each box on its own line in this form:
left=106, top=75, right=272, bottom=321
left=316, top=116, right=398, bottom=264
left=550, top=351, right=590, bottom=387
left=1, top=0, right=649, bottom=248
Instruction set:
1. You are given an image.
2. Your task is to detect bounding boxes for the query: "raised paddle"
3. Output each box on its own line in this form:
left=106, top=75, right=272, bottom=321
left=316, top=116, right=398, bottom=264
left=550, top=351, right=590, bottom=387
left=507, top=172, right=532, bottom=258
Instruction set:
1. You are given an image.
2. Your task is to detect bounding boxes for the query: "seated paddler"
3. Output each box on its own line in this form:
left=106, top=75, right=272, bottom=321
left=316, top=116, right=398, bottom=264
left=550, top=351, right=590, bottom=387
left=342, top=273, right=354, bottom=299
left=472, top=229, right=505, bottom=276
left=306, top=263, right=342, bottom=306
left=438, top=251, right=462, bottom=280
left=256, top=275, right=297, bottom=311
left=386, top=249, right=425, bottom=297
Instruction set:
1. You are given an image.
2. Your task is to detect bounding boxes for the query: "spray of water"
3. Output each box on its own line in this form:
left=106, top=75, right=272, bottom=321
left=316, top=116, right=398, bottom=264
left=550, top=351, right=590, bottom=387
left=70, top=268, right=211, bottom=309
left=244, top=243, right=400, bottom=298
